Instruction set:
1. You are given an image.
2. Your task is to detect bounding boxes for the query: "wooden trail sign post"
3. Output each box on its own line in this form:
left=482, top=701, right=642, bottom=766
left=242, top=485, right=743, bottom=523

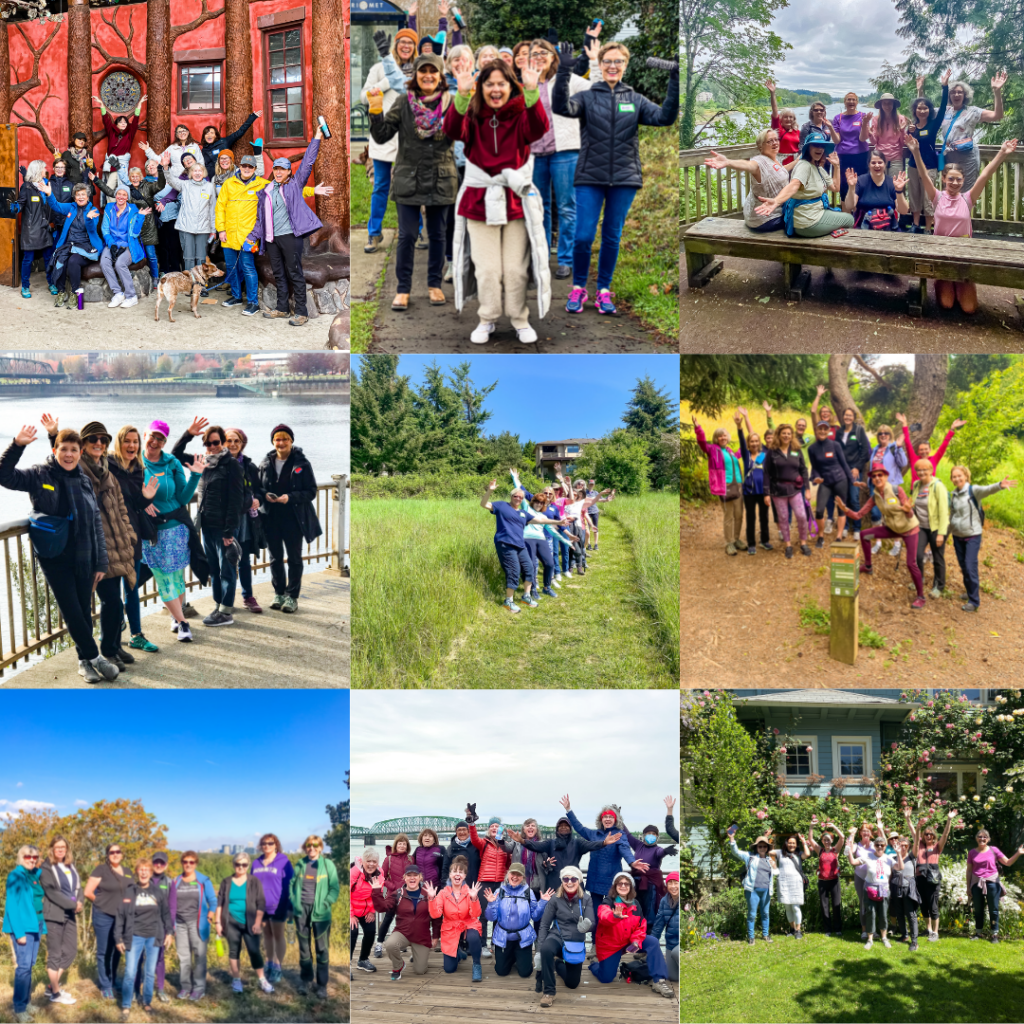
left=829, top=541, right=859, bottom=665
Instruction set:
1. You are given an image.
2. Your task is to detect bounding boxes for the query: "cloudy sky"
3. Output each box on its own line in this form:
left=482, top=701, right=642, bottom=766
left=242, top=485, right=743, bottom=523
left=351, top=691, right=678, bottom=831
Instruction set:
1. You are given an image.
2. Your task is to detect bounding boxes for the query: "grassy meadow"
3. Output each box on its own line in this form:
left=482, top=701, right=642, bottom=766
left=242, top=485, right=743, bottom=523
left=352, top=491, right=679, bottom=687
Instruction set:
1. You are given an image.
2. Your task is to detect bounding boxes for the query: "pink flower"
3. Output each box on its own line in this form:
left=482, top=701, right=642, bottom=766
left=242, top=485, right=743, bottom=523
left=931, top=747, right=936, bottom=752
left=946, top=724, right=955, bottom=729
left=756, top=811, right=766, bottom=820
left=703, top=691, right=710, bottom=697
left=982, top=769, right=989, bottom=775
left=773, top=728, right=780, bottom=735
left=780, top=746, right=787, bottom=754
left=806, top=746, right=812, bottom=753
left=891, top=742, right=898, bottom=750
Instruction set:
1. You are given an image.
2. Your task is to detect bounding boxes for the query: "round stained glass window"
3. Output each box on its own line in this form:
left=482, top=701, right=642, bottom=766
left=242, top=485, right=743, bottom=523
left=100, top=71, right=142, bottom=114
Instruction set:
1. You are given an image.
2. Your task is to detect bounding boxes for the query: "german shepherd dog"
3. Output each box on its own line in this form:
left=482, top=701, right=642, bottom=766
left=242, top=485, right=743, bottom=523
left=153, top=258, right=225, bottom=322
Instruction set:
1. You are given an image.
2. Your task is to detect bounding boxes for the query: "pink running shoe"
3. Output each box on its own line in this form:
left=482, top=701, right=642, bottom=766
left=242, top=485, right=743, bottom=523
left=593, top=289, right=618, bottom=314
left=565, top=286, right=588, bottom=313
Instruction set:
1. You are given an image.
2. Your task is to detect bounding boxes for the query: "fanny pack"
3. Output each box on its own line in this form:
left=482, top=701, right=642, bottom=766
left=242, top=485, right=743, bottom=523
left=28, top=510, right=73, bottom=558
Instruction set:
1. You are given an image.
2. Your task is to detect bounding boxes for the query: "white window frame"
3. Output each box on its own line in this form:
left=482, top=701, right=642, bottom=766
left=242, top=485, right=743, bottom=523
left=918, top=764, right=985, bottom=798
left=832, top=735, right=872, bottom=779
left=782, top=735, right=818, bottom=781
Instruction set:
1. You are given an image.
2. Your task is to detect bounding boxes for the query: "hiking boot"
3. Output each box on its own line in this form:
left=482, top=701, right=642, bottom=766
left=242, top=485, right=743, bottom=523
left=962, top=603, right=978, bottom=612
left=243, top=595, right=263, bottom=613
left=270, top=593, right=285, bottom=610
left=75, top=659, right=102, bottom=683
left=364, top=234, right=383, bottom=253
left=651, top=980, right=674, bottom=998
left=725, top=542, right=737, bottom=556
left=281, top=595, right=298, bottom=614
left=54, top=289, right=68, bottom=308
left=263, top=309, right=289, bottom=318
left=565, top=286, right=588, bottom=313
left=540, top=992, right=555, bottom=1007
left=747, top=937, right=755, bottom=945
left=472, top=964, right=482, bottom=982
left=289, top=315, right=308, bottom=326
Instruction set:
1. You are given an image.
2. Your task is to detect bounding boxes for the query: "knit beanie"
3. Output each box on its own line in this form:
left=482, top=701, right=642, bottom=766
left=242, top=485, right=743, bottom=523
left=271, top=423, right=294, bottom=441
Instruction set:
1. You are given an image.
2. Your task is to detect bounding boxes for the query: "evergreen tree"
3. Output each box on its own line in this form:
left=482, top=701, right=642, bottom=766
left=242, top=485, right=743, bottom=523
left=414, top=363, right=484, bottom=473
left=623, top=375, right=679, bottom=435
left=478, top=431, right=530, bottom=475
left=351, top=355, right=422, bottom=475
left=325, top=771, right=350, bottom=883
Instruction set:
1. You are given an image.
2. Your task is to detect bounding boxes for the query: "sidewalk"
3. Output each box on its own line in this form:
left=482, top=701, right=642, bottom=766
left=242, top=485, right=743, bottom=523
left=355, top=232, right=669, bottom=352
left=1, top=272, right=334, bottom=349
left=2, top=570, right=349, bottom=688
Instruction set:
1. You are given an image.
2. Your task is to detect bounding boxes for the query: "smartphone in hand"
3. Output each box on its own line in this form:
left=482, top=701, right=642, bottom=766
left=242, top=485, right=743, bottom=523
left=726, top=823, right=739, bottom=838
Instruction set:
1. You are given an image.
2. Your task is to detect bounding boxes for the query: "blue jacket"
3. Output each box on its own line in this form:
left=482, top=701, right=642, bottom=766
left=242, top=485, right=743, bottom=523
left=101, top=202, right=146, bottom=264
left=483, top=881, right=546, bottom=948
left=652, top=893, right=678, bottom=948
left=566, top=809, right=634, bottom=896
left=142, top=449, right=200, bottom=525
left=729, top=839, right=775, bottom=894
left=45, top=193, right=104, bottom=253
left=2, top=866, right=47, bottom=940
left=168, top=871, right=218, bottom=942
left=738, top=428, right=766, bottom=496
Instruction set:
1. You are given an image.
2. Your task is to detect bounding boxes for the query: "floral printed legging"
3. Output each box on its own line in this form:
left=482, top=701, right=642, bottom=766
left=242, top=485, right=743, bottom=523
left=772, top=494, right=808, bottom=544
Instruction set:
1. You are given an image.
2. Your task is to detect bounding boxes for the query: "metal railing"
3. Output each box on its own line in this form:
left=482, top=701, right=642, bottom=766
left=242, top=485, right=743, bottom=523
left=680, top=143, right=1024, bottom=232
left=0, top=476, right=349, bottom=676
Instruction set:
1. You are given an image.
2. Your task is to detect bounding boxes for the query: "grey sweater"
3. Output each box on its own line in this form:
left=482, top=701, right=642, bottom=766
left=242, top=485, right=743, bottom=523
left=949, top=482, right=1002, bottom=537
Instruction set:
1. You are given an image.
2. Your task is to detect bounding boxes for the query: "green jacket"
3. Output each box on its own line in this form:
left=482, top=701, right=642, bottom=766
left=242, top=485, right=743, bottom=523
left=910, top=476, right=950, bottom=536
left=289, top=856, right=340, bottom=923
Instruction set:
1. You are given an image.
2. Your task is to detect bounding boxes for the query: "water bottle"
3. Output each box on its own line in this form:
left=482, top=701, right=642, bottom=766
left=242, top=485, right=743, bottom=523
left=317, top=116, right=331, bottom=139
left=215, top=936, right=226, bottom=957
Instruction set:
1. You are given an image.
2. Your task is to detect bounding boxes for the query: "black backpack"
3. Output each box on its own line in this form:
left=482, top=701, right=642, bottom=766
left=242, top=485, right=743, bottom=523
left=949, top=483, right=985, bottom=529
left=619, top=958, right=652, bottom=985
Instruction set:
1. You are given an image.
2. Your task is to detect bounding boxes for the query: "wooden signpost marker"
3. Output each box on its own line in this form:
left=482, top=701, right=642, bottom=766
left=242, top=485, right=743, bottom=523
left=829, top=541, right=859, bottom=665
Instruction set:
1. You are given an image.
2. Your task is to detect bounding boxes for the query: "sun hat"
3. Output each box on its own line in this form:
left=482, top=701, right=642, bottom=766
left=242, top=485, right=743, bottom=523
left=874, top=92, right=901, bottom=110
left=801, top=128, right=835, bottom=159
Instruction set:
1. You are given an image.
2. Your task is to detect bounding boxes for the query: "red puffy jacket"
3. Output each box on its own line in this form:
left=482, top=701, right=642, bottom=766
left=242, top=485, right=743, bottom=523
left=350, top=864, right=380, bottom=918
left=469, top=825, right=511, bottom=882
left=594, top=899, right=647, bottom=961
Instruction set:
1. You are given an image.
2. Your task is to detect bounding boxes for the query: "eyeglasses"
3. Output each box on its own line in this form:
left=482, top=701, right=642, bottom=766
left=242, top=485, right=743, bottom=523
left=148, top=435, right=166, bottom=445
left=601, top=59, right=626, bottom=67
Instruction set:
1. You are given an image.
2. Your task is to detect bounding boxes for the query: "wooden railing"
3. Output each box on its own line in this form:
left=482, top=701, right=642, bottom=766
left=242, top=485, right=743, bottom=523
left=680, top=143, right=1024, bottom=234
left=0, top=477, right=349, bottom=676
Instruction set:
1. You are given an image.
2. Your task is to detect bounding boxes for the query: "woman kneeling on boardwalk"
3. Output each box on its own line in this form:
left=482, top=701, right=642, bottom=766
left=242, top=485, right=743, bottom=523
left=753, top=129, right=854, bottom=237
left=536, top=865, right=593, bottom=1008
left=371, top=863, right=434, bottom=980
left=483, top=863, right=551, bottom=979
left=427, top=855, right=484, bottom=980
left=905, top=133, right=1018, bottom=313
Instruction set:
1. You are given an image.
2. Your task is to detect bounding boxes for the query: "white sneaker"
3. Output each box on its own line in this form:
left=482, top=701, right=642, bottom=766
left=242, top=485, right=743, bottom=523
left=443, top=260, right=454, bottom=283
left=825, top=519, right=833, bottom=534
left=107, top=293, right=125, bottom=307
left=854, top=531, right=861, bottom=541
left=890, top=539, right=902, bottom=557
left=121, top=295, right=138, bottom=308
left=470, top=322, right=495, bottom=344
left=516, top=325, right=538, bottom=344
left=552, top=578, right=561, bottom=588
left=871, top=540, right=882, bottom=554
left=258, top=977, right=274, bottom=994
left=50, top=991, right=76, bottom=1005
left=924, top=549, right=933, bottom=564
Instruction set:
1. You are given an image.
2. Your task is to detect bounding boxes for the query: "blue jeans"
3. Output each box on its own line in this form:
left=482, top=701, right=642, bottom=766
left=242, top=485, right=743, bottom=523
left=368, top=159, right=393, bottom=238
left=93, top=909, right=121, bottom=993
left=638, top=885, right=658, bottom=932
left=972, top=879, right=1001, bottom=932
left=442, top=927, right=480, bottom=972
left=122, top=935, right=160, bottom=1009
left=954, top=533, right=982, bottom=607
left=532, top=151, right=578, bottom=264
left=746, top=887, right=771, bottom=940
left=202, top=528, right=238, bottom=608
left=122, top=557, right=143, bottom=635
left=572, top=185, right=638, bottom=291
left=224, top=246, right=259, bottom=301
left=589, top=935, right=667, bottom=983
left=144, top=244, right=159, bottom=279
left=12, top=931, right=41, bottom=1012
left=21, top=245, right=54, bottom=288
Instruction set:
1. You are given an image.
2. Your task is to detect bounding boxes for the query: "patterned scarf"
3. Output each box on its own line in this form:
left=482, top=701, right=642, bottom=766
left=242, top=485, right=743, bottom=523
left=408, top=90, right=446, bottom=139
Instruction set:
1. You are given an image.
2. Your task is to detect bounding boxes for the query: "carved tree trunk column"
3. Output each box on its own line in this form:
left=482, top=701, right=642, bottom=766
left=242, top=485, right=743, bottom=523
left=67, top=0, right=93, bottom=150
left=311, top=0, right=349, bottom=250
left=0, top=27, right=10, bottom=124
left=146, top=0, right=172, bottom=152
left=224, top=0, right=253, bottom=152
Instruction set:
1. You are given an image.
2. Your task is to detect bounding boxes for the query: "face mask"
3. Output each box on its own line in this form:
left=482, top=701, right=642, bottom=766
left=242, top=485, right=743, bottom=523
left=643, top=835, right=657, bottom=846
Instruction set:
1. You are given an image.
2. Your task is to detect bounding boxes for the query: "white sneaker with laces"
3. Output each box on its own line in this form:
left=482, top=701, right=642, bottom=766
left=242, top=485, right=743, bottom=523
left=890, top=539, right=902, bottom=557
left=871, top=540, right=882, bottom=554
left=516, top=326, right=538, bottom=344
left=825, top=519, right=833, bottom=534
left=121, top=295, right=139, bottom=308
left=923, top=549, right=933, bottom=564
left=470, top=322, right=495, bottom=344
left=258, top=978, right=274, bottom=994
left=108, top=293, right=124, bottom=307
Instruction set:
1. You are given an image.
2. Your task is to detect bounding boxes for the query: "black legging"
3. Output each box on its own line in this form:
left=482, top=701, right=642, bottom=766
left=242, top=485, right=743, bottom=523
left=893, top=892, right=919, bottom=940
left=350, top=913, right=375, bottom=962
left=223, top=914, right=265, bottom=968
left=539, top=934, right=583, bottom=995
left=818, top=877, right=841, bottom=932
left=815, top=477, right=849, bottom=516
left=38, top=545, right=100, bottom=660
left=375, top=907, right=395, bottom=944
left=94, top=575, right=126, bottom=658
left=56, top=252, right=94, bottom=293
left=493, top=937, right=533, bottom=977
left=744, top=492, right=770, bottom=547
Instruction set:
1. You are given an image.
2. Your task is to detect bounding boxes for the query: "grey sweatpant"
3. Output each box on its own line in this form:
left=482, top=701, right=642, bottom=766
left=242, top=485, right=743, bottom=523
left=794, top=209, right=855, bottom=237
left=179, top=231, right=208, bottom=269
left=100, top=247, right=137, bottom=299
left=174, top=920, right=207, bottom=996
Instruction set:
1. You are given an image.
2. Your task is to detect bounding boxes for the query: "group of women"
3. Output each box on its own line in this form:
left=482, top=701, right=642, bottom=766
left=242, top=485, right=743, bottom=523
left=2, top=835, right=339, bottom=1022
left=479, top=465, right=612, bottom=613
left=0, top=415, right=322, bottom=681
left=359, top=9, right=677, bottom=341
left=706, top=72, right=1015, bottom=313
left=693, top=390, right=1016, bottom=612
left=17, top=105, right=334, bottom=326
left=729, top=807, right=1024, bottom=951
left=349, top=796, right=679, bottom=1008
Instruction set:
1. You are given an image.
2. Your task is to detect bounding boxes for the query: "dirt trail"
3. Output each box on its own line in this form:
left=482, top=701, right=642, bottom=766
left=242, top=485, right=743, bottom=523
left=680, top=500, right=1024, bottom=687
left=428, top=514, right=676, bottom=687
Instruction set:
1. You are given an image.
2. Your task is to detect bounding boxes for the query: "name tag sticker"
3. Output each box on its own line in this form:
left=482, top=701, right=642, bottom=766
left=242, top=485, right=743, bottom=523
left=825, top=451, right=833, bottom=458
left=618, top=103, right=636, bottom=112
left=43, top=483, right=54, bottom=490
left=31, top=195, right=40, bottom=202
left=247, top=190, right=255, bottom=195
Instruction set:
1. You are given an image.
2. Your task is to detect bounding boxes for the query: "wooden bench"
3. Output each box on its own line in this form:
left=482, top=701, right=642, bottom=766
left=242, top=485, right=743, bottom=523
left=683, top=216, right=1024, bottom=317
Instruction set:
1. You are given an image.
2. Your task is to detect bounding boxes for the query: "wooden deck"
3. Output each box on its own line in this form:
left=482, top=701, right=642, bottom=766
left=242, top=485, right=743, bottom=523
left=351, top=949, right=679, bottom=1023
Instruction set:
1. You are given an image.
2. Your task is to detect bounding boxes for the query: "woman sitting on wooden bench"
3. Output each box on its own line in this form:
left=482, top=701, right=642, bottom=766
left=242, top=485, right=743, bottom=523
left=841, top=150, right=910, bottom=230
left=905, top=132, right=1018, bottom=313
left=704, top=128, right=790, bottom=233
left=752, top=129, right=855, bottom=238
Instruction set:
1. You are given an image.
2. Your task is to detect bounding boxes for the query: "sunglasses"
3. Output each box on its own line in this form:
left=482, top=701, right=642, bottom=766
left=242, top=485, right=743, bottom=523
left=560, top=876, right=578, bottom=883
left=182, top=859, right=197, bottom=865
left=84, top=435, right=109, bottom=445
left=24, top=855, right=39, bottom=861
left=109, top=850, right=123, bottom=855
left=261, top=842, right=275, bottom=847
left=203, top=439, right=223, bottom=448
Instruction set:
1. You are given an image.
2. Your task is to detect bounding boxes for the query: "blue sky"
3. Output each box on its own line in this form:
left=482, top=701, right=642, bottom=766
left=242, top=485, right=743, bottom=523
left=356, top=355, right=680, bottom=439
left=0, top=691, right=349, bottom=851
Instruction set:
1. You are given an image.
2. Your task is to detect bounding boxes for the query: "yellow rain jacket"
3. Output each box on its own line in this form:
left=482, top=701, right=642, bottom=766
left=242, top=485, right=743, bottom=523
left=215, top=173, right=316, bottom=249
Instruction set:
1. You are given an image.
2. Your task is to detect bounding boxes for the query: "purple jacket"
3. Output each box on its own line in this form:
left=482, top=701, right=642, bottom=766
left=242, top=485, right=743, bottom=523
left=412, top=844, right=444, bottom=885
left=250, top=853, right=295, bottom=915
left=245, top=137, right=323, bottom=253
left=624, top=829, right=671, bottom=893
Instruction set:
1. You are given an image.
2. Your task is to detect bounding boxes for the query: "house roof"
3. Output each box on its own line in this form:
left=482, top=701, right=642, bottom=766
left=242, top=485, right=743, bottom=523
left=732, top=689, right=918, bottom=724
left=735, top=690, right=908, bottom=707
left=535, top=439, right=600, bottom=446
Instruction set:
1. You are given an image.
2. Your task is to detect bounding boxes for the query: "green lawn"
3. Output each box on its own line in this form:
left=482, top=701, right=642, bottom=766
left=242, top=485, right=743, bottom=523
left=682, top=932, right=1024, bottom=1023
left=350, top=160, right=397, bottom=231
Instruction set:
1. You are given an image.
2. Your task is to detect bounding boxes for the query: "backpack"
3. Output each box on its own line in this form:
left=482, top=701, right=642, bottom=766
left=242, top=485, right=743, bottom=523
left=949, top=484, right=985, bottom=529
left=619, top=958, right=652, bottom=985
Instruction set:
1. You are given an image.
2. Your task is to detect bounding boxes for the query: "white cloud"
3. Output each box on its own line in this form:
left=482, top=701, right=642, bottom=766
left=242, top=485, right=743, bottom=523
left=0, top=798, right=57, bottom=820
left=74, top=800, right=89, bottom=807
left=16, top=782, right=23, bottom=788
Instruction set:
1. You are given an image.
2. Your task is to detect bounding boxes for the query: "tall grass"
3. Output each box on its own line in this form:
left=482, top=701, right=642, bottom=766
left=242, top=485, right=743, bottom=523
left=603, top=495, right=680, bottom=676
left=353, top=472, right=545, bottom=501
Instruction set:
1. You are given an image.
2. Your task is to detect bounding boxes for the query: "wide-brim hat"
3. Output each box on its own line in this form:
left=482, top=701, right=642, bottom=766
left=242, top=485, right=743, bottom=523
left=801, top=129, right=835, bottom=158
left=753, top=835, right=772, bottom=848
left=874, top=92, right=900, bottom=110
left=868, top=461, right=889, bottom=478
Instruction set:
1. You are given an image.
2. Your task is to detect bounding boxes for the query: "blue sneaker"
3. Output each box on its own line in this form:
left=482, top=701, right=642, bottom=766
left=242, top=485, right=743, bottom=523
left=49, top=284, right=59, bottom=295
left=565, top=286, right=588, bottom=313
left=503, top=598, right=521, bottom=614
left=472, top=964, right=482, bottom=982
left=20, top=286, right=31, bottom=298
left=594, top=289, right=617, bottom=314
left=522, top=594, right=539, bottom=608
left=542, top=587, right=558, bottom=598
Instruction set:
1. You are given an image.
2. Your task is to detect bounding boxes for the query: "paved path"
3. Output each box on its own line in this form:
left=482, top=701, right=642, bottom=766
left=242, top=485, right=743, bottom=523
left=3, top=570, right=349, bottom=688
left=1, top=272, right=333, bottom=349
left=680, top=252, right=1024, bottom=353
left=356, top=235, right=670, bottom=352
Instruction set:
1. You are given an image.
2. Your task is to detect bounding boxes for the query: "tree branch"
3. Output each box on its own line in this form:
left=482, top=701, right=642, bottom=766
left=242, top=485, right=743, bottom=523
left=10, top=22, right=61, bottom=102
left=91, top=7, right=149, bottom=80
left=853, top=355, right=892, bottom=390
left=14, top=74, right=57, bottom=156
left=170, top=0, right=226, bottom=44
